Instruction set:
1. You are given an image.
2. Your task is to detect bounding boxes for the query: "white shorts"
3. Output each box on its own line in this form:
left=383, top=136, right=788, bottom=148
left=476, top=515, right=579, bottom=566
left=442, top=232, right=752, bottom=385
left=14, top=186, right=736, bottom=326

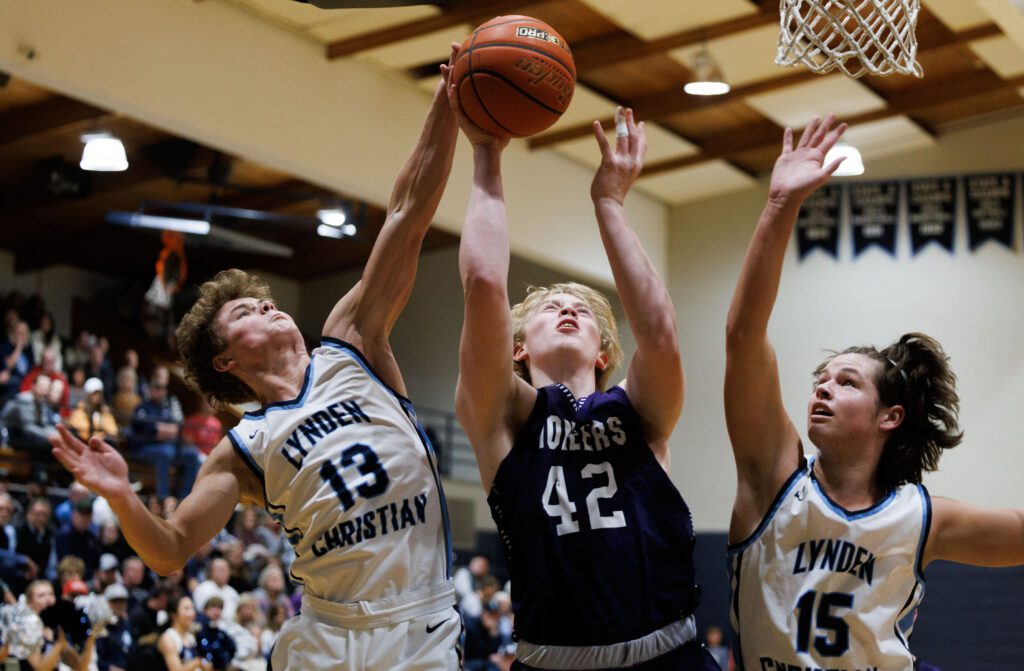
left=270, top=582, right=462, bottom=671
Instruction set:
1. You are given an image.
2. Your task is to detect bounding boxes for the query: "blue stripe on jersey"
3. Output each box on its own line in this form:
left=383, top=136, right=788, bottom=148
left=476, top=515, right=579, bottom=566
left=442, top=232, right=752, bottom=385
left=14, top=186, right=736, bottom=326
left=242, top=357, right=316, bottom=418
left=228, top=428, right=266, bottom=485
left=319, top=336, right=454, bottom=579
left=809, top=460, right=898, bottom=520
left=727, top=461, right=808, bottom=553
left=915, top=484, right=932, bottom=584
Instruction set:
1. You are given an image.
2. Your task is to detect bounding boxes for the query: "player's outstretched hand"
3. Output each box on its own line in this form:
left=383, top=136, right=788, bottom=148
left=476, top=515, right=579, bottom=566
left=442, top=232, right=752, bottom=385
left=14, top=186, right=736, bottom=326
left=50, top=424, right=132, bottom=503
left=445, top=43, right=509, bottom=151
left=591, top=107, right=646, bottom=205
left=768, top=114, right=848, bottom=206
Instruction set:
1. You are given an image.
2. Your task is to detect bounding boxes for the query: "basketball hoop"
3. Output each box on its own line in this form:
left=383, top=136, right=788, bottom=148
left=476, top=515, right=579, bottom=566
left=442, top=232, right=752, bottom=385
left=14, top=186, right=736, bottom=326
left=776, top=0, right=923, bottom=78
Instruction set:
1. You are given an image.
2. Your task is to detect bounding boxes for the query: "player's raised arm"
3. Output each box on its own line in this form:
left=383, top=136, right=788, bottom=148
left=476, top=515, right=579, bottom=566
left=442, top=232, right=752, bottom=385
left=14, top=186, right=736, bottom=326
left=322, top=45, right=460, bottom=365
left=592, top=108, right=681, bottom=463
left=449, top=80, right=530, bottom=491
left=51, top=425, right=257, bottom=575
left=725, top=116, right=847, bottom=507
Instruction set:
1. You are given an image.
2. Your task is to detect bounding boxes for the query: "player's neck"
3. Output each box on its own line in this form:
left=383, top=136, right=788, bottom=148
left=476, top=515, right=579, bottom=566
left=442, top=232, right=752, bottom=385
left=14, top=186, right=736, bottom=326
left=530, top=365, right=596, bottom=401
left=240, top=347, right=311, bottom=406
left=813, top=450, right=885, bottom=508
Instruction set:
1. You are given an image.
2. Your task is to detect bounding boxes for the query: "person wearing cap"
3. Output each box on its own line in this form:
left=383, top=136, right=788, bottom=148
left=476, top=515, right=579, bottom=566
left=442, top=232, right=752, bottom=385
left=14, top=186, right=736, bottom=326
left=97, top=582, right=133, bottom=671
left=54, top=496, right=101, bottom=579
left=92, top=552, right=121, bottom=594
left=67, top=377, right=118, bottom=444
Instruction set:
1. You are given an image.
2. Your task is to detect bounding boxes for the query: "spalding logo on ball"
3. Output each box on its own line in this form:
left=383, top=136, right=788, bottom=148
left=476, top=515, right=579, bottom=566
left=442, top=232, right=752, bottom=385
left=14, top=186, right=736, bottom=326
left=453, top=15, right=576, bottom=139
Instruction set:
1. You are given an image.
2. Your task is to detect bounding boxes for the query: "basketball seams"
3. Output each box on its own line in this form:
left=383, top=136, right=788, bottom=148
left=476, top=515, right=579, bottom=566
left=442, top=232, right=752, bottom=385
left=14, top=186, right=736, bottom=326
left=464, top=69, right=566, bottom=117
left=463, top=42, right=576, bottom=80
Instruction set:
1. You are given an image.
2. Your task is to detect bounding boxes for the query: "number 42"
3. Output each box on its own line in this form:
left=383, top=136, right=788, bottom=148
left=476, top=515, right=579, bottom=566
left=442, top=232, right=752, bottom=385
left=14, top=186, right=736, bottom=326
left=541, top=462, right=626, bottom=536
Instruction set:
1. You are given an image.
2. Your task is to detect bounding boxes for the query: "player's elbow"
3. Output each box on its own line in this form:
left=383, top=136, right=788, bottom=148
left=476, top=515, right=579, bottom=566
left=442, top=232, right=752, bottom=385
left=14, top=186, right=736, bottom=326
left=460, top=268, right=507, bottom=297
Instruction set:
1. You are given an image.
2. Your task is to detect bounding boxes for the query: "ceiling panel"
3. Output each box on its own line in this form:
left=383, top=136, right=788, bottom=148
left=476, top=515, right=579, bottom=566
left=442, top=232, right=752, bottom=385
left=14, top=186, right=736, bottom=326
left=668, top=24, right=783, bottom=89
left=970, top=35, right=1024, bottom=78
left=580, top=0, right=756, bottom=40
left=746, top=76, right=888, bottom=129
left=922, top=0, right=992, bottom=31
left=636, top=160, right=755, bottom=204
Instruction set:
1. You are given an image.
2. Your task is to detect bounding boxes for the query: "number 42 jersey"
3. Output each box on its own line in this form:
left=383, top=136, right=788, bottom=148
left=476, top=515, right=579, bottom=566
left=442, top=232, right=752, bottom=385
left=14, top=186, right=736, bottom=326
left=488, top=384, right=701, bottom=646
left=228, top=338, right=451, bottom=605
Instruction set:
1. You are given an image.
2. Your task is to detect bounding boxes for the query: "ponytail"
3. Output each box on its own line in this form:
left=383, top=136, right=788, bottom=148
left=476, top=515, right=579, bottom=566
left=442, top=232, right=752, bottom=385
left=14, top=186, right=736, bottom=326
left=877, top=333, right=963, bottom=488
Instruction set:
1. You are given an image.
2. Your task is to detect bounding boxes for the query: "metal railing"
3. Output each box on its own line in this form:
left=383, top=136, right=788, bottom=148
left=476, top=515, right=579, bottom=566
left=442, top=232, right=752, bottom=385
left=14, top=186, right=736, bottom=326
left=414, top=407, right=480, bottom=483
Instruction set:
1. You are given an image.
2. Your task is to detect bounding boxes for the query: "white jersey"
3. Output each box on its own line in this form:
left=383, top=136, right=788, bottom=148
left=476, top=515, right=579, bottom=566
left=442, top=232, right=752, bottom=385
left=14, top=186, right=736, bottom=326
left=729, top=457, right=930, bottom=671
left=229, top=338, right=452, bottom=605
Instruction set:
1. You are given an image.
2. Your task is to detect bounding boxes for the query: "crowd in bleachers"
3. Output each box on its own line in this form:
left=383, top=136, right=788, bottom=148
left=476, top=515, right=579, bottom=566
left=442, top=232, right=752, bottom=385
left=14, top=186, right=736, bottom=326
left=0, top=290, right=296, bottom=669
left=0, top=289, right=520, bottom=670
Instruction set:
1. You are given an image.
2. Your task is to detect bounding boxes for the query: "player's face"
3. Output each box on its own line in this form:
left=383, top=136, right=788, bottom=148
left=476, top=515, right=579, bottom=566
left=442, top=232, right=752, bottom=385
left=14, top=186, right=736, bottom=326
left=807, top=353, right=887, bottom=446
left=215, top=297, right=298, bottom=359
left=518, top=293, right=605, bottom=375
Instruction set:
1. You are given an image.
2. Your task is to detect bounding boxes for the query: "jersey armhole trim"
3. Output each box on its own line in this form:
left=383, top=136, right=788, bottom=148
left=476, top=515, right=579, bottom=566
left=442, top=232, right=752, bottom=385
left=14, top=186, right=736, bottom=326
left=915, top=484, right=932, bottom=583
left=727, top=459, right=808, bottom=553
left=227, top=428, right=266, bottom=489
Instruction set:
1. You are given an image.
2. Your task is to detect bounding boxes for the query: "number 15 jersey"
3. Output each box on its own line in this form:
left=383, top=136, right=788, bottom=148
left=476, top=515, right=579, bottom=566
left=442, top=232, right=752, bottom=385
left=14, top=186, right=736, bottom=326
left=728, top=458, right=930, bottom=671
left=488, top=384, right=700, bottom=646
left=228, top=338, right=451, bottom=605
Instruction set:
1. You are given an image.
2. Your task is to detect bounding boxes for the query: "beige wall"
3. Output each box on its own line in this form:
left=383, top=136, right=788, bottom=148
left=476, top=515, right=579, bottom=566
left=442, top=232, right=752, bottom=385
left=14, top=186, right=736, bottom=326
left=668, top=115, right=1024, bottom=531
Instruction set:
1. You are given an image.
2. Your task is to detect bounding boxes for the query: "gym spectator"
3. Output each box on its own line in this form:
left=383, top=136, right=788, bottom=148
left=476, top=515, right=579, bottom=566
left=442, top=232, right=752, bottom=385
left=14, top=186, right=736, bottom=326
left=67, top=377, right=119, bottom=444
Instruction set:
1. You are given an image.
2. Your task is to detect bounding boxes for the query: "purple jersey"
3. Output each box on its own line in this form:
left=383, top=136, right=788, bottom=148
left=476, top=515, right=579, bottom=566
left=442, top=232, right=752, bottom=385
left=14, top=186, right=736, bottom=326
left=488, top=384, right=700, bottom=646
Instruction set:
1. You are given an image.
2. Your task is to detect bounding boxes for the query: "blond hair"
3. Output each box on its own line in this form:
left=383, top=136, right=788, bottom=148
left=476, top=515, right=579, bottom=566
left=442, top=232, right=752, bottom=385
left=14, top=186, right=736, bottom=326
left=510, top=282, right=623, bottom=390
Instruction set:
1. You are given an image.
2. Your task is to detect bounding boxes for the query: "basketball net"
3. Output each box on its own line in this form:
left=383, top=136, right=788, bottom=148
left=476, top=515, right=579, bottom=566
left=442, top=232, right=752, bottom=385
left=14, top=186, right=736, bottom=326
left=776, top=0, right=923, bottom=78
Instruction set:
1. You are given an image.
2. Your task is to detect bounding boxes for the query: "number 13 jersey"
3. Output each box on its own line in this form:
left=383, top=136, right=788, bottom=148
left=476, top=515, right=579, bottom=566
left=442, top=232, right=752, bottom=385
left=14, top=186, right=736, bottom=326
left=488, top=384, right=700, bottom=646
left=228, top=338, right=451, bottom=605
left=728, top=457, right=930, bottom=671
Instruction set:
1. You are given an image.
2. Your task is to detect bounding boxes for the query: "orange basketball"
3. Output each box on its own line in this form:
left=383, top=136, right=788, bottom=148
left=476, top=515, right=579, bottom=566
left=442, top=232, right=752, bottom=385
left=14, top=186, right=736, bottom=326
left=453, top=15, right=576, bottom=139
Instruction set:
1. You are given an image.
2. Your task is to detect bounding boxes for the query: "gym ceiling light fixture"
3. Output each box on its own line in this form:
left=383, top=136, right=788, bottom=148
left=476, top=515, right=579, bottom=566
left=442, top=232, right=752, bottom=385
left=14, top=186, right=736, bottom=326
left=317, top=206, right=357, bottom=238
left=824, top=143, right=866, bottom=176
left=106, top=211, right=210, bottom=235
left=80, top=133, right=129, bottom=172
left=684, top=45, right=730, bottom=96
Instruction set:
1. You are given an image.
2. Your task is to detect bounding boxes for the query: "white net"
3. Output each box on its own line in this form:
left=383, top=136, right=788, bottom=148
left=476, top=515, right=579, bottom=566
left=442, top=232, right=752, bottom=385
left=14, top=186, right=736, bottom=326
left=776, top=0, right=923, bottom=78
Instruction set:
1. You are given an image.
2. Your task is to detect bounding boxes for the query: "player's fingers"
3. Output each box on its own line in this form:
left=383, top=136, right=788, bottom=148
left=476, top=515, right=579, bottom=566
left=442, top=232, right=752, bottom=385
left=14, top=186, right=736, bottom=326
left=811, top=114, right=835, bottom=147
left=614, top=107, right=629, bottom=154
left=593, top=120, right=612, bottom=156
left=798, top=117, right=819, bottom=148
left=54, top=424, right=86, bottom=455
left=821, top=123, right=848, bottom=154
left=824, top=156, right=846, bottom=175
left=782, top=127, right=794, bottom=153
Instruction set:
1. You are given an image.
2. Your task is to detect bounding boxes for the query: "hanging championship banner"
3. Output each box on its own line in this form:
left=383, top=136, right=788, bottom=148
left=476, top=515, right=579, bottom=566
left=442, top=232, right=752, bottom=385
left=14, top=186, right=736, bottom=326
left=965, top=173, right=1016, bottom=251
left=796, top=184, right=841, bottom=260
left=849, top=181, right=899, bottom=257
left=907, top=177, right=956, bottom=254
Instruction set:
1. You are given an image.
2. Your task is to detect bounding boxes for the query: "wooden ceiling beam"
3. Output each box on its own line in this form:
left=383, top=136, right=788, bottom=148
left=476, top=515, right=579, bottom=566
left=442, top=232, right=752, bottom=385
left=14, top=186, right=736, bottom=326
left=530, top=22, right=1003, bottom=149
left=326, top=0, right=539, bottom=60
left=641, top=73, right=1024, bottom=176
left=0, top=97, right=110, bottom=148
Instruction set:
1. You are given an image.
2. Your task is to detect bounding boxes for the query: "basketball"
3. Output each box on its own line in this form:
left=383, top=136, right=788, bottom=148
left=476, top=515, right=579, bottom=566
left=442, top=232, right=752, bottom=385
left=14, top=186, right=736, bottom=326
left=453, top=15, right=576, bottom=139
